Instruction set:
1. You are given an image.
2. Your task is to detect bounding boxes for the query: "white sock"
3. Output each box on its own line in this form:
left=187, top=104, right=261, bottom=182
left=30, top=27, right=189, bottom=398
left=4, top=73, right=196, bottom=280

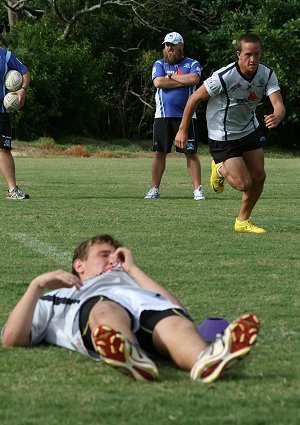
left=216, top=165, right=223, bottom=178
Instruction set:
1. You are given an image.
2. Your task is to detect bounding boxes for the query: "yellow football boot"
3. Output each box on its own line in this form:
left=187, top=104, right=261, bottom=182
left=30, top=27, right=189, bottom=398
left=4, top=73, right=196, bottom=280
left=210, top=160, right=225, bottom=194
left=234, top=218, right=267, bottom=234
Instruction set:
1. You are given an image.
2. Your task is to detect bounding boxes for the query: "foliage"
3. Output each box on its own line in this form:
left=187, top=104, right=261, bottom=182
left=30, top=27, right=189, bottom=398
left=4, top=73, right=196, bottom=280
left=0, top=0, right=299, bottom=146
left=9, top=17, right=118, bottom=138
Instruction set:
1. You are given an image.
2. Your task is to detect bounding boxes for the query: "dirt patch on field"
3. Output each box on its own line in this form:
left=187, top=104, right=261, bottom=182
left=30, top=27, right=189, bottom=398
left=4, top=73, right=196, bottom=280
left=11, top=140, right=154, bottom=158
left=12, top=141, right=47, bottom=157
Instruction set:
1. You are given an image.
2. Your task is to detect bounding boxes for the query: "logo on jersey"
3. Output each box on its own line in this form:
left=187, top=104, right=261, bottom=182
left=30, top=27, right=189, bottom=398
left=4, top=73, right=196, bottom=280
left=237, top=92, right=257, bottom=103
left=230, top=83, right=242, bottom=91
left=248, top=92, right=257, bottom=101
left=258, top=78, right=266, bottom=87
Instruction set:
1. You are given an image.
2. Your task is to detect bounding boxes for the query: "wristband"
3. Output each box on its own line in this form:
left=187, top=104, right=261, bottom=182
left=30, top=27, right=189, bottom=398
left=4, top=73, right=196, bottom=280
left=21, top=86, right=27, bottom=91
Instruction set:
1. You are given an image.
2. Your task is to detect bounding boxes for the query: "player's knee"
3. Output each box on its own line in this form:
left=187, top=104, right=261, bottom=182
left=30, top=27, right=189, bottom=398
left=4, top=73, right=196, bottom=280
left=235, top=177, right=252, bottom=192
left=89, top=300, right=125, bottom=322
left=256, top=171, right=266, bottom=184
left=155, top=151, right=167, bottom=159
left=250, top=171, right=266, bottom=187
left=237, top=171, right=265, bottom=191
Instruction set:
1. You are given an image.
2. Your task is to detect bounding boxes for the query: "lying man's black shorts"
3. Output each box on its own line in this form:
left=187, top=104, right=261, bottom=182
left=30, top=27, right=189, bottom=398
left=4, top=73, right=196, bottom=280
left=79, top=296, right=192, bottom=356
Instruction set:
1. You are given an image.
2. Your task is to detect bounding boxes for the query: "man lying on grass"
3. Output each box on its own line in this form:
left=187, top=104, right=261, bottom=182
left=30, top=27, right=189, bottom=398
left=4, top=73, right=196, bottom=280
left=2, top=234, right=260, bottom=383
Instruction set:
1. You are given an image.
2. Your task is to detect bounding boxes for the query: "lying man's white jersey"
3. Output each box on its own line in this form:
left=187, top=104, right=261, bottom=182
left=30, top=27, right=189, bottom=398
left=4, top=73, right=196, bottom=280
left=30, top=266, right=183, bottom=359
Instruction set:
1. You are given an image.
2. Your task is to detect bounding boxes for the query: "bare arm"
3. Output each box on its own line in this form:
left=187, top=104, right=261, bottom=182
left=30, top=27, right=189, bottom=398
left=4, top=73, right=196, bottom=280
left=153, top=73, right=200, bottom=89
left=174, top=83, right=210, bottom=148
left=2, top=270, right=82, bottom=347
left=16, top=70, right=30, bottom=108
left=264, top=91, right=286, bottom=129
left=112, top=247, right=186, bottom=308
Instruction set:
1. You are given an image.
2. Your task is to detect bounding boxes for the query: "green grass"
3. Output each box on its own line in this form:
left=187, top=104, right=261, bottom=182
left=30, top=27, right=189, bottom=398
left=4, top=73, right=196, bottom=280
left=0, top=153, right=299, bottom=425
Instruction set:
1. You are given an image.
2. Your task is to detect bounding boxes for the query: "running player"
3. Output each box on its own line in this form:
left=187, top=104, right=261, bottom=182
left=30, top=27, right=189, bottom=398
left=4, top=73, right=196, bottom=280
left=175, top=33, right=285, bottom=232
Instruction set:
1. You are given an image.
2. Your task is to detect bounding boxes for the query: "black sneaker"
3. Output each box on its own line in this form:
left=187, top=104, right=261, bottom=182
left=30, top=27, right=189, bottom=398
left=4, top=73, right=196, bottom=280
left=6, top=186, right=29, bottom=199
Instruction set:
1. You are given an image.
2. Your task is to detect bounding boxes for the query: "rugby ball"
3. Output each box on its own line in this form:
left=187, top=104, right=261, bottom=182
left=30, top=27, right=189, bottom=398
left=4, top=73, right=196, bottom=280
left=3, top=92, right=20, bottom=112
left=5, top=70, right=22, bottom=91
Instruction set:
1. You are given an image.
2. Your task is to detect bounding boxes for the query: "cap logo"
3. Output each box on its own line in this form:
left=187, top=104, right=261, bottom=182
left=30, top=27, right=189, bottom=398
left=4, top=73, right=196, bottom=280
left=162, top=32, right=184, bottom=45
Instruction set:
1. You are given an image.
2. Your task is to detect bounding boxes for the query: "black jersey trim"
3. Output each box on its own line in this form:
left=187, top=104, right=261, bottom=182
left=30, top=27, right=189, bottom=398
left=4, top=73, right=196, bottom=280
left=218, top=64, right=236, bottom=142
left=40, top=295, right=80, bottom=305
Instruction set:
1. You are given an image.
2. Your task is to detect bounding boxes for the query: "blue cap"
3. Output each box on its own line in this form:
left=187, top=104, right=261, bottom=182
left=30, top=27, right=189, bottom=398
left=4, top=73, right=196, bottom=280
left=162, top=32, right=184, bottom=45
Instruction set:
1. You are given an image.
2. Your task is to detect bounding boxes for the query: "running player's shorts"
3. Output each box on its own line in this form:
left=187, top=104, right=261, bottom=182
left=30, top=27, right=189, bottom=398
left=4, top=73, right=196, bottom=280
left=79, top=296, right=192, bottom=356
left=209, top=128, right=265, bottom=163
left=0, top=114, right=12, bottom=150
left=152, top=117, right=199, bottom=154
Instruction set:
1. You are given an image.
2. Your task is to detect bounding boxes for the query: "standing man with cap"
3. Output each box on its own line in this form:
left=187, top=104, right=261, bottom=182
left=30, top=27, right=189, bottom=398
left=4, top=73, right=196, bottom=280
left=145, top=32, right=205, bottom=201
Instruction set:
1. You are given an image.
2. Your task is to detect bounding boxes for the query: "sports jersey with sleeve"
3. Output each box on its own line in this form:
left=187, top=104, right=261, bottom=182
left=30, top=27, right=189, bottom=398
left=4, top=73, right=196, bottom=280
left=0, top=48, right=28, bottom=113
left=152, top=57, right=201, bottom=118
left=204, top=61, right=280, bottom=141
left=30, top=265, right=184, bottom=360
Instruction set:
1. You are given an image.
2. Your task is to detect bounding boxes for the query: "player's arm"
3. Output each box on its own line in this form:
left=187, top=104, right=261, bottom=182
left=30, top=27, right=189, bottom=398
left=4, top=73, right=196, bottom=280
left=170, top=72, right=200, bottom=86
left=17, top=71, right=30, bottom=108
left=174, top=84, right=210, bottom=148
left=153, top=73, right=200, bottom=89
left=112, top=247, right=185, bottom=308
left=264, top=91, right=286, bottom=129
left=2, top=270, right=82, bottom=347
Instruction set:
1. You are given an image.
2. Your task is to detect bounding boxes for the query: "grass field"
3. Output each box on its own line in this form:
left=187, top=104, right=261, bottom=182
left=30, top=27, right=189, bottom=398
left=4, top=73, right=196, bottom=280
left=0, top=152, right=299, bottom=425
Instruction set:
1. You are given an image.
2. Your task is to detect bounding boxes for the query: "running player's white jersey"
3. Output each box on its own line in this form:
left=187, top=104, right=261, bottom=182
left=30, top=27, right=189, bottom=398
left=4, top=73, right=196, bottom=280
left=30, top=267, right=182, bottom=359
left=204, top=61, right=280, bottom=141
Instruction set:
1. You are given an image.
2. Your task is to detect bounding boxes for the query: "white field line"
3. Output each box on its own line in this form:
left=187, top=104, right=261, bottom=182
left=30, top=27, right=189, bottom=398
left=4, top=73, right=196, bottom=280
left=10, top=233, right=72, bottom=267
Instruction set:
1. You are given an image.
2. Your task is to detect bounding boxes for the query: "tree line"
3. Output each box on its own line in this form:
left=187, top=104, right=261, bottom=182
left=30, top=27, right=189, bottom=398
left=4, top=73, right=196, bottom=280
left=1, top=0, right=299, bottom=148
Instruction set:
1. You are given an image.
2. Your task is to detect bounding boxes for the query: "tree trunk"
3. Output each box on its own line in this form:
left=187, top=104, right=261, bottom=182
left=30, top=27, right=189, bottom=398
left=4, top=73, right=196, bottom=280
left=7, top=0, right=22, bottom=29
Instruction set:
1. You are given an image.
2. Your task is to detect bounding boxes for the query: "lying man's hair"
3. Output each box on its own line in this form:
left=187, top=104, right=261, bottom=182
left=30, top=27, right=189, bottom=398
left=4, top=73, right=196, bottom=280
left=72, top=234, right=123, bottom=276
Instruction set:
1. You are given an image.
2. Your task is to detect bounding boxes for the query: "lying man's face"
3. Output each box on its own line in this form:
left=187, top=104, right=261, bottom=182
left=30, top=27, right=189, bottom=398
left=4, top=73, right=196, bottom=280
left=74, top=242, right=117, bottom=281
